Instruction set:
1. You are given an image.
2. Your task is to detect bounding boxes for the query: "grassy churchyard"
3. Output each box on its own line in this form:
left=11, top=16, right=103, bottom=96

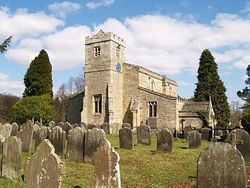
left=0, top=134, right=212, bottom=188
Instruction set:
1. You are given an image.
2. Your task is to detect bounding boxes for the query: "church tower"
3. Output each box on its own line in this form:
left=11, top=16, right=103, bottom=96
left=81, top=30, right=125, bottom=126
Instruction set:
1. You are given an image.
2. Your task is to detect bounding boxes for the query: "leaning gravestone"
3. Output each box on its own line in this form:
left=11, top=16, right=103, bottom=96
left=16, top=120, right=34, bottom=152
left=11, top=122, right=19, bottom=136
left=197, top=142, right=246, bottom=188
left=2, top=136, right=22, bottom=180
left=184, top=125, right=192, bottom=139
left=84, top=128, right=106, bottom=162
left=201, top=127, right=211, bottom=141
left=101, top=122, right=110, bottom=134
left=94, top=138, right=121, bottom=188
left=119, top=127, right=133, bottom=149
left=34, top=126, right=50, bottom=150
left=49, top=126, right=66, bottom=158
left=26, top=139, right=65, bottom=188
left=66, top=127, right=85, bottom=162
left=137, top=124, right=151, bottom=146
left=157, top=128, right=173, bottom=152
left=0, top=123, right=12, bottom=141
left=188, top=130, right=201, bottom=149
left=227, top=129, right=250, bottom=162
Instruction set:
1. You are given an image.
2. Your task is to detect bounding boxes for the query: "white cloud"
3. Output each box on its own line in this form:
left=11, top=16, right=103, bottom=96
left=0, top=73, right=24, bottom=96
left=86, top=0, right=115, bottom=9
left=242, top=1, right=250, bottom=13
left=0, top=6, right=64, bottom=40
left=48, top=1, right=81, bottom=18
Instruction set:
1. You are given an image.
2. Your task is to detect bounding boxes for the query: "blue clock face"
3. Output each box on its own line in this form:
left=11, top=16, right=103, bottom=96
left=115, top=63, right=121, bottom=72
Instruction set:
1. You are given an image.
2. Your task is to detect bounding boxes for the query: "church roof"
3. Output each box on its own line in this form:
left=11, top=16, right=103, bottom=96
left=181, top=102, right=209, bottom=112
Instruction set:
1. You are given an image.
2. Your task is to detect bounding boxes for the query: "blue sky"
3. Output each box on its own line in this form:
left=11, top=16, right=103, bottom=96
left=0, top=0, right=250, bottom=105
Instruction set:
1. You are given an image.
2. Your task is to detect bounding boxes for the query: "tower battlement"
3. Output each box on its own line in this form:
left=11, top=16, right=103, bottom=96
left=85, top=30, right=125, bottom=46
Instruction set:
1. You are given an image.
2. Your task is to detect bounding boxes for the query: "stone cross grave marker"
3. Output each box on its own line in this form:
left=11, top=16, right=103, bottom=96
left=119, top=127, right=133, bottom=149
left=157, top=128, right=173, bottom=152
left=188, top=130, right=201, bottom=149
left=228, top=129, right=250, bottom=162
left=94, top=138, right=121, bottom=188
left=49, top=126, right=66, bottom=158
left=25, top=139, right=65, bottom=188
left=2, top=136, right=22, bottom=180
left=16, top=120, right=34, bottom=152
left=66, top=127, right=85, bottom=162
left=84, top=128, right=106, bottom=162
left=197, top=142, right=246, bottom=188
left=137, top=124, right=151, bottom=146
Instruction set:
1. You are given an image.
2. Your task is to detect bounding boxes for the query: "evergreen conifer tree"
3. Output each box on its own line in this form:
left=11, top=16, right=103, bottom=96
left=24, top=49, right=53, bottom=97
left=194, top=49, right=230, bottom=128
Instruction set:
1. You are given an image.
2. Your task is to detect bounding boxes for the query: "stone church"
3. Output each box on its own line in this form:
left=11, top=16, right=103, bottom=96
left=77, top=30, right=215, bottom=134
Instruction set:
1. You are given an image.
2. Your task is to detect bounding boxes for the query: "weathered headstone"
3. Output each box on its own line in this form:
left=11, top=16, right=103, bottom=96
left=25, top=139, right=65, bottom=188
left=84, top=128, right=106, bottom=162
left=2, top=136, right=22, bottom=180
left=34, top=126, right=50, bottom=150
left=87, top=123, right=98, bottom=129
left=147, top=117, right=157, bottom=129
left=188, top=130, right=201, bottom=149
left=72, top=123, right=79, bottom=128
left=94, top=138, right=121, bottom=188
left=16, top=121, right=34, bottom=152
left=111, top=123, right=120, bottom=135
left=0, top=123, right=12, bottom=141
left=101, top=122, right=110, bottom=134
left=49, top=121, right=56, bottom=128
left=66, top=127, right=85, bottom=162
left=200, top=127, right=211, bottom=141
left=122, top=123, right=132, bottom=129
left=62, top=122, right=72, bottom=136
left=197, top=142, right=246, bottom=188
left=137, top=124, right=151, bottom=146
left=119, top=127, right=133, bottom=149
left=227, top=129, right=250, bottom=162
left=33, top=123, right=40, bottom=140
left=183, top=125, right=192, bottom=139
left=80, top=122, right=87, bottom=130
left=49, top=126, right=66, bottom=158
left=157, top=128, right=173, bottom=152
left=11, top=122, right=19, bottom=136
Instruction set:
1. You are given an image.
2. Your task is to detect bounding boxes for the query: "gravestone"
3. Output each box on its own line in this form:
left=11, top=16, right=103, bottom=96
left=119, top=127, right=133, bottom=149
left=72, top=123, right=79, bottom=128
left=201, top=127, right=211, bottom=141
left=87, top=123, right=98, bottom=129
left=183, top=125, right=192, bottom=139
left=188, top=130, right=201, bottom=149
left=137, top=124, right=151, bottom=146
left=101, top=122, right=110, bottom=134
left=2, top=136, right=22, bottom=180
left=34, top=126, right=50, bottom=150
left=227, top=129, right=250, bottom=162
left=11, top=122, right=19, bottom=136
left=66, top=127, right=85, bottom=162
left=111, top=123, right=120, bottom=135
left=157, top=128, right=173, bottom=152
left=49, top=121, right=56, bottom=128
left=94, top=138, right=121, bottom=188
left=33, top=123, right=40, bottom=140
left=26, top=139, right=65, bottom=188
left=57, top=122, right=64, bottom=128
left=49, top=126, right=66, bottom=158
left=62, top=122, right=72, bottom=136
left=16, top=121, right=34, bottom=152
left=84, top=128, right=106, bottom=162
left=197, top=142, right=246, bottom=188
left=80, top=122, right=87, bottom=130
left=122, top=123, right=132, bottom=129
left=0, top=123, right=12, bottom=141
left=147, top=117, right=157, bottom=129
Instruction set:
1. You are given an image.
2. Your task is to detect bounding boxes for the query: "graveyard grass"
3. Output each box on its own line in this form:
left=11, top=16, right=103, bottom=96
left=0, top=135, right=242, bottom=188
